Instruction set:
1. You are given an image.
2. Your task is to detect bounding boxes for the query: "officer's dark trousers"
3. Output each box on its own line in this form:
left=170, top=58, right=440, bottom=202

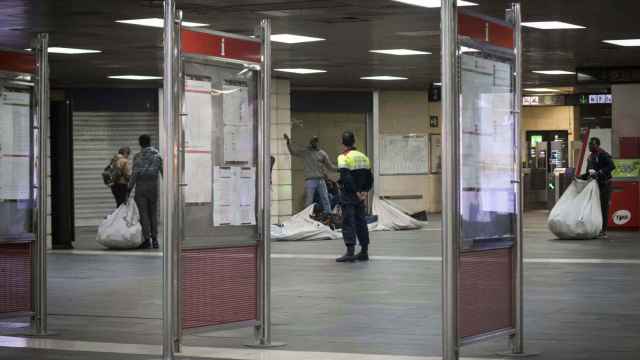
left=341, top=199, right=370, bottom=249
left=135, top=181, right=158, bottom=242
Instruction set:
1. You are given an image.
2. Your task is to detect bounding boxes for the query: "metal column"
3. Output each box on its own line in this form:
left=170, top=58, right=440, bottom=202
left=441, top=1, right=460, bottom=360
left=250, top=18, right=284, bottom=348
left=162, top=0, right=179, bottom=358
left=33, top=32, right=49, bottom=336
left=511, top=2, right=525, bottom=355
left=174, top=9, right=184, bottom=354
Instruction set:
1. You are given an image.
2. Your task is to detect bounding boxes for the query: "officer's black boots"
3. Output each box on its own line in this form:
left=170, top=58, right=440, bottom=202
left=356, top=246, right=369, bottom=261
left=336, top=245, right=356, bottom=262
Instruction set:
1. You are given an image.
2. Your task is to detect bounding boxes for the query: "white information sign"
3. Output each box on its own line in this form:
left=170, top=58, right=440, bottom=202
left=222, top=84, right=253, bottom=163
left=184, top=79, right=212, bottom=149
left=213, top=166, right=256, bottom=226
left=183, top=79, right=214, bottom=203
left=380, top=134, right=429, bottom=175
left=0, top=91, right=31, bottom=199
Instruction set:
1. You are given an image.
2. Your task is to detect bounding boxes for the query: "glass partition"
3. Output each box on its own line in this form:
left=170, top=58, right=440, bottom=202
left=0, top=76, right=34, bottom=241
left=459, top=47, right=517, bottom=252
left=180, top=59, right=259, bottom=249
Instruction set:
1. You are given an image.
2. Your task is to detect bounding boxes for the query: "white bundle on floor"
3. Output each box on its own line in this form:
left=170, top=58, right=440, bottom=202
left=547, top=179, right=603, bottom=239
left=97, top=200, right=143, bottom=249
left=370, top=197, right=426, bottom=231
left=271, top=205, right=341, bottom=241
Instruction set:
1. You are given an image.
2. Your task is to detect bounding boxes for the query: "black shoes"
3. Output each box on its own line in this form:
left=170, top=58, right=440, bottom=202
left=138, top=240, right=151, bottom=249
left=152, top=239, right=159, bottom=249
left=336, top=253, right=357, bottom=263
left=336, top=246, right=369, bottom=262
left=355, top=251, right=369, bottom=262
left=336, top=246, right=356, bottom=262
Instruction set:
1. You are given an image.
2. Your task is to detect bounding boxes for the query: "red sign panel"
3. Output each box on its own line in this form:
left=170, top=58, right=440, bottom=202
left=181, top=29, right=261, bottom=63
left=459, top=13, right=514, bottom=49
left=0, top=50, right=35, bottom=74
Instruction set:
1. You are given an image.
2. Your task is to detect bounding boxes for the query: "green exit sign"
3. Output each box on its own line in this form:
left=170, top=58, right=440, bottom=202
left=579, top=95, right=588, bottom=104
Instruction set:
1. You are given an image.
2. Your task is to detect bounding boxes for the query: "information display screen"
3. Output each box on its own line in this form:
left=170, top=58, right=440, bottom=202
left=459, top=53, right=517, bottom=251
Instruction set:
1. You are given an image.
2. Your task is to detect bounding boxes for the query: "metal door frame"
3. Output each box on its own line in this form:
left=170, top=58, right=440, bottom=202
left=441, top=2, right=524, bottom=359
left=162, top=1, right=277, bottom=358
left=0, top=37, right=48, bottom=336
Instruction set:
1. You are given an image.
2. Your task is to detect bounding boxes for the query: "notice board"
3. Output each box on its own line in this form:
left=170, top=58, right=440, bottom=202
left=380, top=134, right=429, bottom=175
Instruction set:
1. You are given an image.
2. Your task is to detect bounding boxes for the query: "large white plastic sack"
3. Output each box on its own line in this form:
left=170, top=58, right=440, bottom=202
left=97, top=200, right=143, bottom=249
left=370, top=197, right=426, bottom=231
left=271, top=205, right=341, bottom=241
left=547, top=179, right=603, bottom=239
left=272, top=198, right=427, bottom=241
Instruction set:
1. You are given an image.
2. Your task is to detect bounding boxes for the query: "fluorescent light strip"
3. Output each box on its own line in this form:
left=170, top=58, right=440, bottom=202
left=603, top=39, right=640, bottom=47
left=271, top=34, right=325, bottom=44
left=460, top=46, right=480, bottom=53
left=116, top=18, right=209, bottom=28
left=26, top=47, right=101, bottom=54
left=392, top=0, right=478, bottom=8
left=521, top=21, right=585, bottom=30
left=370, top=49, right=431, bottom=56
left=108, top=75, right=162, bottom=80
left=361, top=76, right=408, bottom=81
left=532, top=70, right=576, bottom=75
left=524, top=88, right=560, bottom=93
left=275, top=68, right=327, bottom=74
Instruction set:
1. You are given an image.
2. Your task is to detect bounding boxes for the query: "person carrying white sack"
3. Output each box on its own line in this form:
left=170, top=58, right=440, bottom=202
left=578, top=137, right=616, bottom=238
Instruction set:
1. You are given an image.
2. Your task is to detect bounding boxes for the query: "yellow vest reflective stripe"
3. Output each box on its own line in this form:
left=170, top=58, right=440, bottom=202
left=337, top=150, right=370, bottom=170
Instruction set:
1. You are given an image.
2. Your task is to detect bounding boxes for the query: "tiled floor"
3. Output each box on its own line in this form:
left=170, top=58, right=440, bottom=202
left=2, top=210, right=640, bottom=359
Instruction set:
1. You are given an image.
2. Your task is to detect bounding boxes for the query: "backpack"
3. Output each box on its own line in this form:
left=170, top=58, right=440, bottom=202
left=102, top=159, right=122, bottom=187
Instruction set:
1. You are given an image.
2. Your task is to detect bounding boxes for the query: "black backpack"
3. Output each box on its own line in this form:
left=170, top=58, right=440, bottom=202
left=102, top=160, right=122, bottom=187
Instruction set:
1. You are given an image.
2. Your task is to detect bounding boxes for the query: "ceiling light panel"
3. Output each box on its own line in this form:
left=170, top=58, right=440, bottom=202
left=521, top=21, right=585, bottom=30
left=116, top=18, right=209, bottom=28
left=108, top=75, right=162, bottom=80
left=532, top=70, right=576, bottom=75
left=603, top=39, right=640, bottom=47
left=275, top=68, right=327, bottom=74
left=25, top=47, right=101, bottom=54
left=392, top=0, right=478, bottom=8
left=524, top=88, right=560, bottom=92
left=370, top=49, right=431, bottom=55
left=271, top=34, right=325, bottom=44
left=361, top=76, right=408, bottom=80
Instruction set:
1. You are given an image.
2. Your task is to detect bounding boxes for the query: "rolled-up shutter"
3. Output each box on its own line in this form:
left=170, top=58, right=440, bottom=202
left=73, top=112, right=158, bottom=226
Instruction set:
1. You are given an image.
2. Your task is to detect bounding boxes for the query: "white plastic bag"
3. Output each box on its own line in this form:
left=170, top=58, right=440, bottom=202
left=547, top=179, right=603, bottom=239
left=97, top=200, right=143, bottom=249
left=271, top=205, right=341, bottom=241
left=370, top=197, right=426, bottom=231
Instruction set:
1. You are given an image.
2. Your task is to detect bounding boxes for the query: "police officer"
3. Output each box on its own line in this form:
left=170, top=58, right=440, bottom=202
left=579, top=137, right=615, bottom=238
left=336, top=131, right=373, bottom=263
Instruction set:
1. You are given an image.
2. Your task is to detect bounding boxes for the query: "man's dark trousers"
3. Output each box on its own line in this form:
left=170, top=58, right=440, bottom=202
left=341, top=199, right=369, bottom=249
left=600, top=182, right=612, bottom=233
left=135, top=181, right=158, bottom=243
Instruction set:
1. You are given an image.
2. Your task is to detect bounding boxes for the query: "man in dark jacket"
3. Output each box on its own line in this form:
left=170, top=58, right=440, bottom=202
left=580, top=137, right=615, bottom=238
left=335, top=131, right=373, bottom=263
left=129, top=134, right=163, bottom=249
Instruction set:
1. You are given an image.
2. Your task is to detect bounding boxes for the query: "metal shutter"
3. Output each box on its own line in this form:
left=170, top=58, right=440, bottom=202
left=73, top=112, right=158, bottom=226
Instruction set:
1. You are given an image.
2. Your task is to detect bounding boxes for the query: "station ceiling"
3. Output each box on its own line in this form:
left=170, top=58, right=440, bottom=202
left=1, top=0, right=639, bottom=91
